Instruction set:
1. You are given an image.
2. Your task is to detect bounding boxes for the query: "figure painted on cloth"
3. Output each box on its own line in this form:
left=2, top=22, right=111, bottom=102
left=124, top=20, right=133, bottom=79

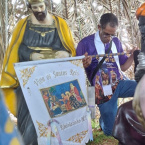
left=61, top=93, right=72, bottom=111
left=76, top=13, right=137, bottom=136
left=0, top=0, right=76, bottom=144
left=110, top=70, right=119, bottom=93
left=112, top=3, right=145, bottom=145
left=48, top=95, right=55, bottom=111
left=51, top=100, right=62, bottom=117
left=100, top=69, right=110, bottom=85
left=43, top=92, right=63, bottom=117
left=95, top=75, right=104, bottom=104
left=111, top=81, right=119, bottom=93
left=42, top=90, right=49, bottom=104
left=110, top=70, right=117, bottom=84
left=66, top=91, right=80, bottom=109
left=70, top=83, right=82, bottom=102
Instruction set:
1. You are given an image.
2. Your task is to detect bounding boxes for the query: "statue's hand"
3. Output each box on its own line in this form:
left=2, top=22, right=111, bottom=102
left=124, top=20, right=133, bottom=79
left=55, top=51, right=70, bottom=58
left=31, top=53, right=44, bottom=60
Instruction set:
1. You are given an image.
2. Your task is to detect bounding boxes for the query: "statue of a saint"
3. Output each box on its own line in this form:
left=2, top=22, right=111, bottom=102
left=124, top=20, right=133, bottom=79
left=0, top=0, right=76, bottom=144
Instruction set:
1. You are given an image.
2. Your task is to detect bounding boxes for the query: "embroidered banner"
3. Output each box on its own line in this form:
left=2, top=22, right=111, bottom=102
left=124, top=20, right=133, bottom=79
left=14, top=56, right=92, bottom=145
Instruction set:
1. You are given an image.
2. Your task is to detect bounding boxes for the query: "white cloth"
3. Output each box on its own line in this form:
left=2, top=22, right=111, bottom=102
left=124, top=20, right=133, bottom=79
left=111, top=39, right=128, bottom=80
left=14, top=56, right=91, bottom=145
left=87, top=86, right=95, bottom=119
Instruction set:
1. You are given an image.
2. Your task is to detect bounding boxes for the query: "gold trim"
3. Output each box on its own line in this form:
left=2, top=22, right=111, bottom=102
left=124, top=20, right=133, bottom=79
left=29, top=27, right=55, bottom=37
left=2, top=17, right=29, bottom=88
left=29, top=18, right=56, bottom=28
left=5, top=17, right=28, bottom=71
left=54, top=16, right=70, bottom=53
left=29, top=47, right=58, bottom=59
left=0, top=85, right=17, bottom=89
left=36, top=121, right=56, bottom=137
left=28, top=47, right=53, bottom=50
left=53, top=16, right=76, bottom=56
left=67, top=130, right=88, bottom=143
left=20, top=66, right=36, bottom=87
left=70, top=60, right=84, bottom=68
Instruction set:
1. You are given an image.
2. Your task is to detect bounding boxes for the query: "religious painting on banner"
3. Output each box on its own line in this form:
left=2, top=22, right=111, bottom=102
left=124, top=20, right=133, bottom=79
left=14, top=56, right=93, bottom=145
left=40, top=79, right=87, bottom=118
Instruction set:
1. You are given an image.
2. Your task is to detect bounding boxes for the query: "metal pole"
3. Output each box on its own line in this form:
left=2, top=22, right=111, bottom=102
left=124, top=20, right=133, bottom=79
left=91, top=52, right=131, bottom=58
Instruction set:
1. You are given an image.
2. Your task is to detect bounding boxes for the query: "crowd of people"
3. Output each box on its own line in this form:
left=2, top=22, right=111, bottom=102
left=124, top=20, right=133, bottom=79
left=0, top=0, right=145, bottom=145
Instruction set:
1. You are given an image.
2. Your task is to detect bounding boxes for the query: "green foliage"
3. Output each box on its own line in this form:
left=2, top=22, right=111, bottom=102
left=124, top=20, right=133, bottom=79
left=87, top=131, right=118, bottom=145
left=87, top=120, right=118, bottom=145
left=91, top=119, right=99, bottom=129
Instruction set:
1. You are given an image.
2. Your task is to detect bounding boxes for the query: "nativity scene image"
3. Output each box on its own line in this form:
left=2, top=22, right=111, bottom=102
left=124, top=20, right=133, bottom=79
left=40, top=80, right=87, bottom=118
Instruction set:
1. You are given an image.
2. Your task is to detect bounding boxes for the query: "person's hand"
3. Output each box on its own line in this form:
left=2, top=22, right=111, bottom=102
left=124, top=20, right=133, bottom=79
left=55, top=51, right=70, bottom=58
left=82, top=52, right=92, bottom=68
left=31, top=53, right=44, bottom=61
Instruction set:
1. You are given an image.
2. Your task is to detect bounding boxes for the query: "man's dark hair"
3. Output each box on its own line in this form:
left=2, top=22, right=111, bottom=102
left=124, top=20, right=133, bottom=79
left=100, top=13, right=118, bottom=29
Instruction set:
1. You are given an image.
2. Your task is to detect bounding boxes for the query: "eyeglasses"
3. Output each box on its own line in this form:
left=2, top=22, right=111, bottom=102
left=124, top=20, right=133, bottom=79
left=103, top=32, right=116, bottom=38
left=101, top=29, right=117, bottom=38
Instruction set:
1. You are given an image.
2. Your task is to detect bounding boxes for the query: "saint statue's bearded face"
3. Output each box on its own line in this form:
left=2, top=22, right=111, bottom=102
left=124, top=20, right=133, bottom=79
left=31, top=2, right=47, bottom=21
